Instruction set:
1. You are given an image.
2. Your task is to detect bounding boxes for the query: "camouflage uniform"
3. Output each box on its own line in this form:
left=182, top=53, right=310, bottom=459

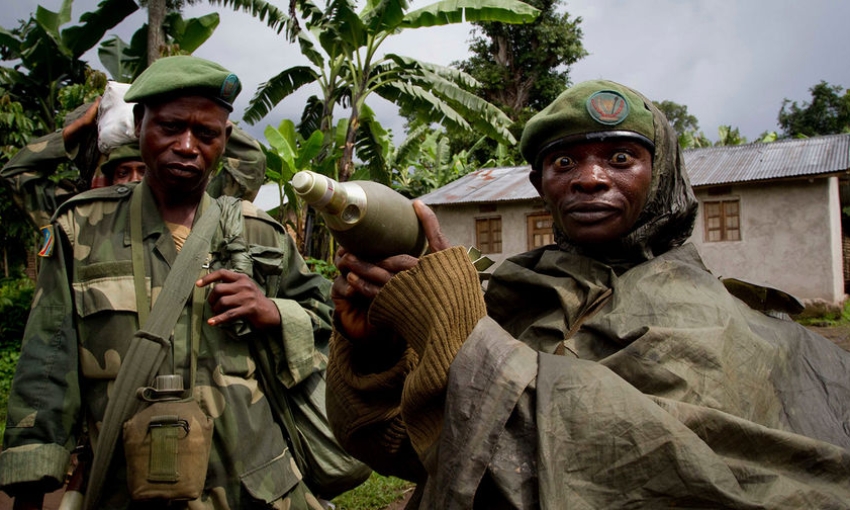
left=209, top=124, right=267, bottom=203
left=0, top=181, right=333, bottom=509
left=0, top=129, right=82, bottom=229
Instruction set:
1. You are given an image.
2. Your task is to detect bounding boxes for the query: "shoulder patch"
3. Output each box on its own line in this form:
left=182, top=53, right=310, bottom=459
left=586, top=90, right=630, bottom=126
left=38, top=225, right=55, bottom=257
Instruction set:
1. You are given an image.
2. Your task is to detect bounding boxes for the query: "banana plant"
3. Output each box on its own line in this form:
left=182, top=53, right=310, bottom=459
left=0, top=0, right=139, bottom=132
left=262, top=118, right=326, bottom=228
left=98, top=11, right=222, bottom=83
left=243, top=0, right=540, bottom=182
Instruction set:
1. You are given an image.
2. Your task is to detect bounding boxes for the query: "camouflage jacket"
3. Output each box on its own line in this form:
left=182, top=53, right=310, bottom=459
left=0, top=130, right=81, bottom=229
left=0, top=182, right=333, bottom=509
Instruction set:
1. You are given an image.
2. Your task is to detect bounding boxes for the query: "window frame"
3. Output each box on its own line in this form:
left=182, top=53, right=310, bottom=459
left=702, top=198, right=742, bottom=242
left=527, top=212, right=554, bottom=250
left=475, top=216, right=503, bottom=254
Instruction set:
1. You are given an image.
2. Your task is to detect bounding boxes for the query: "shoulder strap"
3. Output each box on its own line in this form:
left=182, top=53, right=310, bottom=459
left=84, top=185, right=221, bottom=510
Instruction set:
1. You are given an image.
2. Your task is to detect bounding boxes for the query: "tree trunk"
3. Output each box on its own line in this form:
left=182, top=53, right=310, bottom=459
left=147, top=0, right=167, bottom=65
left=339, top=107, right=360, bottom=183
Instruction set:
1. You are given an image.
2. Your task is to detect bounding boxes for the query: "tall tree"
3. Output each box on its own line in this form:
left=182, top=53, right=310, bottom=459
left=98, top=10, right=223, bottom=82
left=778, top=81, right=850, bottom=138
left=449, top=0, right=584, bottom=167
left=139, top=0, right=290, bottom=65
left=454, top=0, right=586, bottom=122
left=142, top=0, right=169, bottom=64
left=653, top=100, right=699, bottom=138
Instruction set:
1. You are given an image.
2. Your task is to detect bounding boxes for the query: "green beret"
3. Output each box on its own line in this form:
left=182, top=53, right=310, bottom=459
left=520, top=80, right=656, bottom=169
left=124, top=55, right=241, bottom=111
left=101, top=142, right=141, bottom=175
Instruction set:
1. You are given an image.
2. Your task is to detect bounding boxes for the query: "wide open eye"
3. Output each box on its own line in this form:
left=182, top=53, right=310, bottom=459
left=544, top=152, right=576, bottom=171
left=610, top=151, right=634, bottom=166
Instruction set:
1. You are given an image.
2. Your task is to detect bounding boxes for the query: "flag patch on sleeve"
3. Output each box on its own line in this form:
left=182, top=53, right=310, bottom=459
left=38, top=225, right=55, bottom=257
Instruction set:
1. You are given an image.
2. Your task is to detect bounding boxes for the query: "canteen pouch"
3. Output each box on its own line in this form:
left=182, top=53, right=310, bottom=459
left=123, top=400, right=213, bottom=500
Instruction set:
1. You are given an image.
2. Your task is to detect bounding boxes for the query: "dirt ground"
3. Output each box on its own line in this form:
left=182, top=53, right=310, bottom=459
left=1, top=325, right=847, bottom=510
left=804, top=323, right=850, bottom=352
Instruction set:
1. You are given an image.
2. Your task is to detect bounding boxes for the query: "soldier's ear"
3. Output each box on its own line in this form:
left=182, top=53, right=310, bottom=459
left=133, top=104, right=145, bottom=138
left=529, top=169, right=543, bottom=197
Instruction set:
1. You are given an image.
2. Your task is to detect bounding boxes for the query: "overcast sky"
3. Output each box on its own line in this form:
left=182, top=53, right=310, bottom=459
left=4, top=0, right=849, bottom=145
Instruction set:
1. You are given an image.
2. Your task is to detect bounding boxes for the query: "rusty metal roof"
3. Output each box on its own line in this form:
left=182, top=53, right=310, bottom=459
left=684, top=133, right=850, bottom=186
left=419, top=134, right=850, bottom=205
left=419, top=166, right=538, bottom=205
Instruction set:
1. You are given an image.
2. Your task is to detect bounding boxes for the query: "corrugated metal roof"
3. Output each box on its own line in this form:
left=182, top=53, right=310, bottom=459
left=684, top=133, right=850, bottom=186
left=419, top=166, right=538, bottom=205
left=419, top=134, right=850, bottom=205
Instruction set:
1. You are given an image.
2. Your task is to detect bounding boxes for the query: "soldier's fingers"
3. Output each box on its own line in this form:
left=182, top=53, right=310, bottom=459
left=347, top=272, right=382, bottom=300
left=196, top=268, right=241, bottom=288
left=207, top=305, right=242, bottom=326
left=341, top=251, right=420, bottom=283
left=331, top=274, right=358, bottom=300
left=413, top=200, right=451, bottom=252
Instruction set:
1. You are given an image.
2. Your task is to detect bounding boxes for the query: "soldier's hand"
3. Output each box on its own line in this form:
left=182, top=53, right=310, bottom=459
left=196, top=269, right=281, bottom=331
left=332, top=247, right=417, bottom=342
left=331, top=201, right=450, bottom=342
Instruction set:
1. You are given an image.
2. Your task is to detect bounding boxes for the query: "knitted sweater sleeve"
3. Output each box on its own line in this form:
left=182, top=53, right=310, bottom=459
left=326, top=329, right=426, bottom=480
left=326, top=246, right=487, bottom=478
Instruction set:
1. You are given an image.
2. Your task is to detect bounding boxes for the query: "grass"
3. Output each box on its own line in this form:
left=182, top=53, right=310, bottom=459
left=794, top=299, right=850, bottom=327
left=331, top=472, right=414, bottom=510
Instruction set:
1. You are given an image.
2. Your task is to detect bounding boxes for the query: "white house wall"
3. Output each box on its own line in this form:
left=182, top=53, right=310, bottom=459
left=690, top=177, right=844, bottom=304
left=430, top=202, right=548, bottom=270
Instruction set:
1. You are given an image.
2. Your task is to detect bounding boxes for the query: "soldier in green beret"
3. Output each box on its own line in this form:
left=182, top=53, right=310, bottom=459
left=325, top=79, right=850, bottom=507
left=98, top=142, right=146, bottom=186
left=0, top=55, right=343, bottom=509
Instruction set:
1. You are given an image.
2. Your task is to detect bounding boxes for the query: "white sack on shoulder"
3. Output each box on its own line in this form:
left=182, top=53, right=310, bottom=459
left=98, top=81, right=137, bottom=153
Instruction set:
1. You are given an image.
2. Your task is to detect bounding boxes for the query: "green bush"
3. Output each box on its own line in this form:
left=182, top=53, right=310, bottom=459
left=0, top=345, right=20, bottom=440
left=306, top=257, right=339, bottom=280
left=0, top=276, right=34, bottom=349
left=0, top=276, right=34, bottom=440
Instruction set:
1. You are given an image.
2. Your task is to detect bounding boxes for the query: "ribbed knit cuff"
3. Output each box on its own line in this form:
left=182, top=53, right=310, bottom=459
left=368, top=247, right=487, bottom=455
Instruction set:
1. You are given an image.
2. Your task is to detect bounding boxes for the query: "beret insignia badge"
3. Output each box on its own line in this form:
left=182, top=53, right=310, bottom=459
left=220, top=74, right=241, bottom=103
left=586, top=90, right=629, bottom=125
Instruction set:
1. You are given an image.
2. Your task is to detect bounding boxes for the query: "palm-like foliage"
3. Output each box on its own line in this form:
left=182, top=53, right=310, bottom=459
left=243, top=0, right=539, bottom=182
left=0, top=0, right=138, bottom=132
left=98, top=10, right=223, bottom=82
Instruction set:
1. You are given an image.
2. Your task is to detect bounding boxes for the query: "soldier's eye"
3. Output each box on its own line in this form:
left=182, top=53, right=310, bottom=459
left=610, top=151, right=633, bottom=165
left=546, top=154, right=575, bottom=170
